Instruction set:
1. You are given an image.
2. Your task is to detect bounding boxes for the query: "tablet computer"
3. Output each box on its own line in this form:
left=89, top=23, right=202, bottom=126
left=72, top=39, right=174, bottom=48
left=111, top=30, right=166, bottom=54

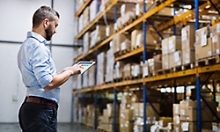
left=76, top=61, right=95, bottom=74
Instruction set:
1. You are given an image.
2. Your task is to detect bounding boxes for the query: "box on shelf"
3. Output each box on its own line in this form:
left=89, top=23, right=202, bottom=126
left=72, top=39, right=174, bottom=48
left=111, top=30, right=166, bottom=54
left=105, top=45, right=114, bottom=82
left=182, top=49, right=195, bottom=65
left=112, top=33, right=130, bottom=53
left=78, top=14, right=84, bottom=32
left=195, top=38, right=212, bottom=60
left=162, top=37, right=169, bottom=55
left=212, top=34, right=220, bottom=55
left=82, top=70, right=88, bottom=88
left=210, top=23, right=220, bottom=36
left=106, top=24, right=114, bottom=37
left=168, top=36, right=182, bottom=53
left=162, top=54, right=169, bottom=70
left=88, top=64, right=95, bottom=87
left=123, top=63, right=132, bottom=78
left=83, top=7, right=90, bottom=27
left=120, top=4, right=135, bottom=16
left=169, top=51, right=182, bottom=68
left=89, top=0, right=100, bottom=22
left=158, top=7, right=174, bottom=16
left=83, top=32, right=90, bottom=54
left=121, top=39, right=131, bottom=51
left=141, top=62, right=149, bottom=77
left=131, top=63, right=142, bottom=77
left=139, top=103, right=160, bottom=118
left=179, top=100, right=218, bottom=121
left=181, top=24, right=195, bottom=50
left=181, top=121, right=212, bottom=132
left=148, top=54, right=162, bottom=73
left=131, top=30, right=159, bottom=49
left=96, top=52, right=106, bottom=85
left=113, top=61, right=124, bottom=79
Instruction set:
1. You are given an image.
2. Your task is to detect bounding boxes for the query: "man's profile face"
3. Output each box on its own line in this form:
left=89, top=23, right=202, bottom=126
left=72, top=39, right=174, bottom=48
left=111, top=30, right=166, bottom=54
left=45, top=17, right=59, bottom=41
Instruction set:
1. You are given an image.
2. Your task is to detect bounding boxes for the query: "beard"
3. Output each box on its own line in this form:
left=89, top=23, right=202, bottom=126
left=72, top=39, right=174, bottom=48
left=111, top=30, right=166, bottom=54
left=45, top=24, right=53, bottom=41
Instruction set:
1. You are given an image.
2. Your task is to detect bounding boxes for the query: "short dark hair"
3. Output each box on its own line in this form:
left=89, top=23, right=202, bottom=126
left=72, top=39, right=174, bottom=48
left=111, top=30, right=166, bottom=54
left=32, top=6, right=60, bottom=28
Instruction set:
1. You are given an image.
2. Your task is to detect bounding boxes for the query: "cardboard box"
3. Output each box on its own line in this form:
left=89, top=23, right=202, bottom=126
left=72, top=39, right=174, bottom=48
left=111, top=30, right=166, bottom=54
left=120, top=109, right=133, bottom=121
left=169, top=51, right=182, bottom=68
left=162, top=38, right=169, bottom=54
left=195, top=38, right=212, bottom=60
left=196, top=26, right=209, bottom=42
left=120, top=120, right=133, bottom=132
left=139, top=103, right=160, bottom=118
left=182, top=49, right=195, bottom=64
left=162, top=54, right=169, bottom=69
left=173, top=104, right=180, bottom=115
left=173, top=125, right=181, bottom=132
left=123, top=63, right=132, bottom=78
left=181, top=24, right=195, bottom=50
left=148, top=54, right=162, bottom=72
left=168, top=36, right=182, bottom=53
left=181, top=122, right=212, bottom=132
left=141, top=62, right=149, bottom=77
left=210, top=23, right=220, bottom=36
left=131, top=30, right=142, bottom=49
left=212, top=34, right=220, bottom=55
left=179, top=100, right=218, bottom=121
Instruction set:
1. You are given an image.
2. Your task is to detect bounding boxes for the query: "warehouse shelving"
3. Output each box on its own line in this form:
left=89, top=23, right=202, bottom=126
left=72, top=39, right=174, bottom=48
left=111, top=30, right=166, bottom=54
left=74, top=0, right=118, bottom=41
left=73, top=0, right=220, bottom=132
left=74, top=0, right=92, bottom=17
left=73, top=63, right=220, bottom=94
left=74, top=0, right=175, bottom=62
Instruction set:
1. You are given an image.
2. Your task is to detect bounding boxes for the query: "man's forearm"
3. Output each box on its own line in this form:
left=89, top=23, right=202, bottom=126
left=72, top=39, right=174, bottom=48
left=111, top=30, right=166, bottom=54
left=44, top=69, right=73, bottom=91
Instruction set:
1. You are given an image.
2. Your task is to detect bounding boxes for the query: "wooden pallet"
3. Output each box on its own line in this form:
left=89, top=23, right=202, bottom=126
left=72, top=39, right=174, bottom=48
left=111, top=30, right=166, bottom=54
left=196, top=55, right=220, bottom=67
left=113, top=78, right=122, bottom=82
left=181, top=63, right=194, bottom=70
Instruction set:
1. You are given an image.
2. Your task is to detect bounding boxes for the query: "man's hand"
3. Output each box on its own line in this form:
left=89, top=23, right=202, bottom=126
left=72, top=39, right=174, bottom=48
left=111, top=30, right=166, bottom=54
left=68, top=64, right=83, bottom=75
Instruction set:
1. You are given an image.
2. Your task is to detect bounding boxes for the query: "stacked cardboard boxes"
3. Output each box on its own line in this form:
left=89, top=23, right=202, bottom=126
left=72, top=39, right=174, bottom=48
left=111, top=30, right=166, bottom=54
left=98, top=104, right=119, bottom=132
left=105, top=44, right=114, bottom=83
left=113, top=61, right=124, bottom=79
left=89, top=0, right=100, bottom=22
left=131, top=30, right=159, bottom=50
left=83, top=7, right=90, bottom=27
left=83, top=32, right=90, bottom=54
left=148, top=54, right=162, bottom=75
left=88, top=64, right=95, bottom=87
left=162, top=36, right=181, bottom=69
left=112, top=33, right=130, bottom=54
left=120, top=94, right=135, bottom=132
left=96, top=52, right=106, bottom=85
left=82, top=70, right=88, bottom=88
left=195, top=26, right=212, bottom=60
left=90, top=25, right=106, bottom=48
left=210, top=23, right=220, bottom=55
left=181, top=24, right=196, bottom=65
left=172, top=100, right=218, bottom=131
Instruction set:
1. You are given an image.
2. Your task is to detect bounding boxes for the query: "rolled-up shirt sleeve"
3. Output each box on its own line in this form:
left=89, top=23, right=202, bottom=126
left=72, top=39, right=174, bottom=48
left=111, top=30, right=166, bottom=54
left=31, top=45, right=53, bottom=88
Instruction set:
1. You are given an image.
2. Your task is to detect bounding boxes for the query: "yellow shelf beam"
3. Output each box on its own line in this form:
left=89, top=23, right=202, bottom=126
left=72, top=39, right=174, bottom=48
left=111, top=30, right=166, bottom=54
left=157, top=0, right=218, bottom=31
left=74, top=0, right=118, bottom=41
left=73, top=63, right=220, bottom=94
left=74, top=0, right=175, bottom=61
left=74, top=0, right=92, bottom=17
left=115, top=47, right=143, bottom=62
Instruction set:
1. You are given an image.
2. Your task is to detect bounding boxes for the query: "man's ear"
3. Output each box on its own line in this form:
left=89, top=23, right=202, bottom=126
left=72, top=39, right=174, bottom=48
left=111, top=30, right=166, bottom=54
left=43, top=19, right=49, bottom=28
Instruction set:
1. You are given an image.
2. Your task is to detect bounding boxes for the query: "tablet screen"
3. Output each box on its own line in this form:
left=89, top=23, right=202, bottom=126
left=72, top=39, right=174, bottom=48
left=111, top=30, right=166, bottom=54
left=76, top=61, right=95, bottom=74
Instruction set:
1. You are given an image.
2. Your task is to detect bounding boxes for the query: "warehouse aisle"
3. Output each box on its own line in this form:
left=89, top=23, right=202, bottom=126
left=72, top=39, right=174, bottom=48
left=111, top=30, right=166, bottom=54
left=0, top=123, right=100, bottom=132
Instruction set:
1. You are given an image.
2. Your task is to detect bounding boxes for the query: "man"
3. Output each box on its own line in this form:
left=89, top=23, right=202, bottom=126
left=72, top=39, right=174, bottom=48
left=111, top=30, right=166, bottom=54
left=17, top=6, right=82, bottom=132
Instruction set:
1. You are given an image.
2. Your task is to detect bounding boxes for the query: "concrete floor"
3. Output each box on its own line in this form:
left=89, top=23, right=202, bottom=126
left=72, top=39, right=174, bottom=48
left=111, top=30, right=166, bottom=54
left=0, top=123, right=101, bottom=132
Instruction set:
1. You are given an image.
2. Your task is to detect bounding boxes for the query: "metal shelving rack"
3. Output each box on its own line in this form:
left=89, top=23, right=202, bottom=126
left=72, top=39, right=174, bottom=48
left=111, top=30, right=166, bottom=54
left=73, top=0, right=220, bottom=132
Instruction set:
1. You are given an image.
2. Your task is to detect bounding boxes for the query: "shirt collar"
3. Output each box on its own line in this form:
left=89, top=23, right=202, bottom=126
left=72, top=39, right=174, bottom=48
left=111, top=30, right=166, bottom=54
left=27, top=31, right=47, bottom=45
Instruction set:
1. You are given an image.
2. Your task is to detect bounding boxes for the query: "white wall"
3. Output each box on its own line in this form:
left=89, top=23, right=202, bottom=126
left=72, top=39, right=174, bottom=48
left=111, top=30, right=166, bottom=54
left=0, top=0, right=75, bottom=123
